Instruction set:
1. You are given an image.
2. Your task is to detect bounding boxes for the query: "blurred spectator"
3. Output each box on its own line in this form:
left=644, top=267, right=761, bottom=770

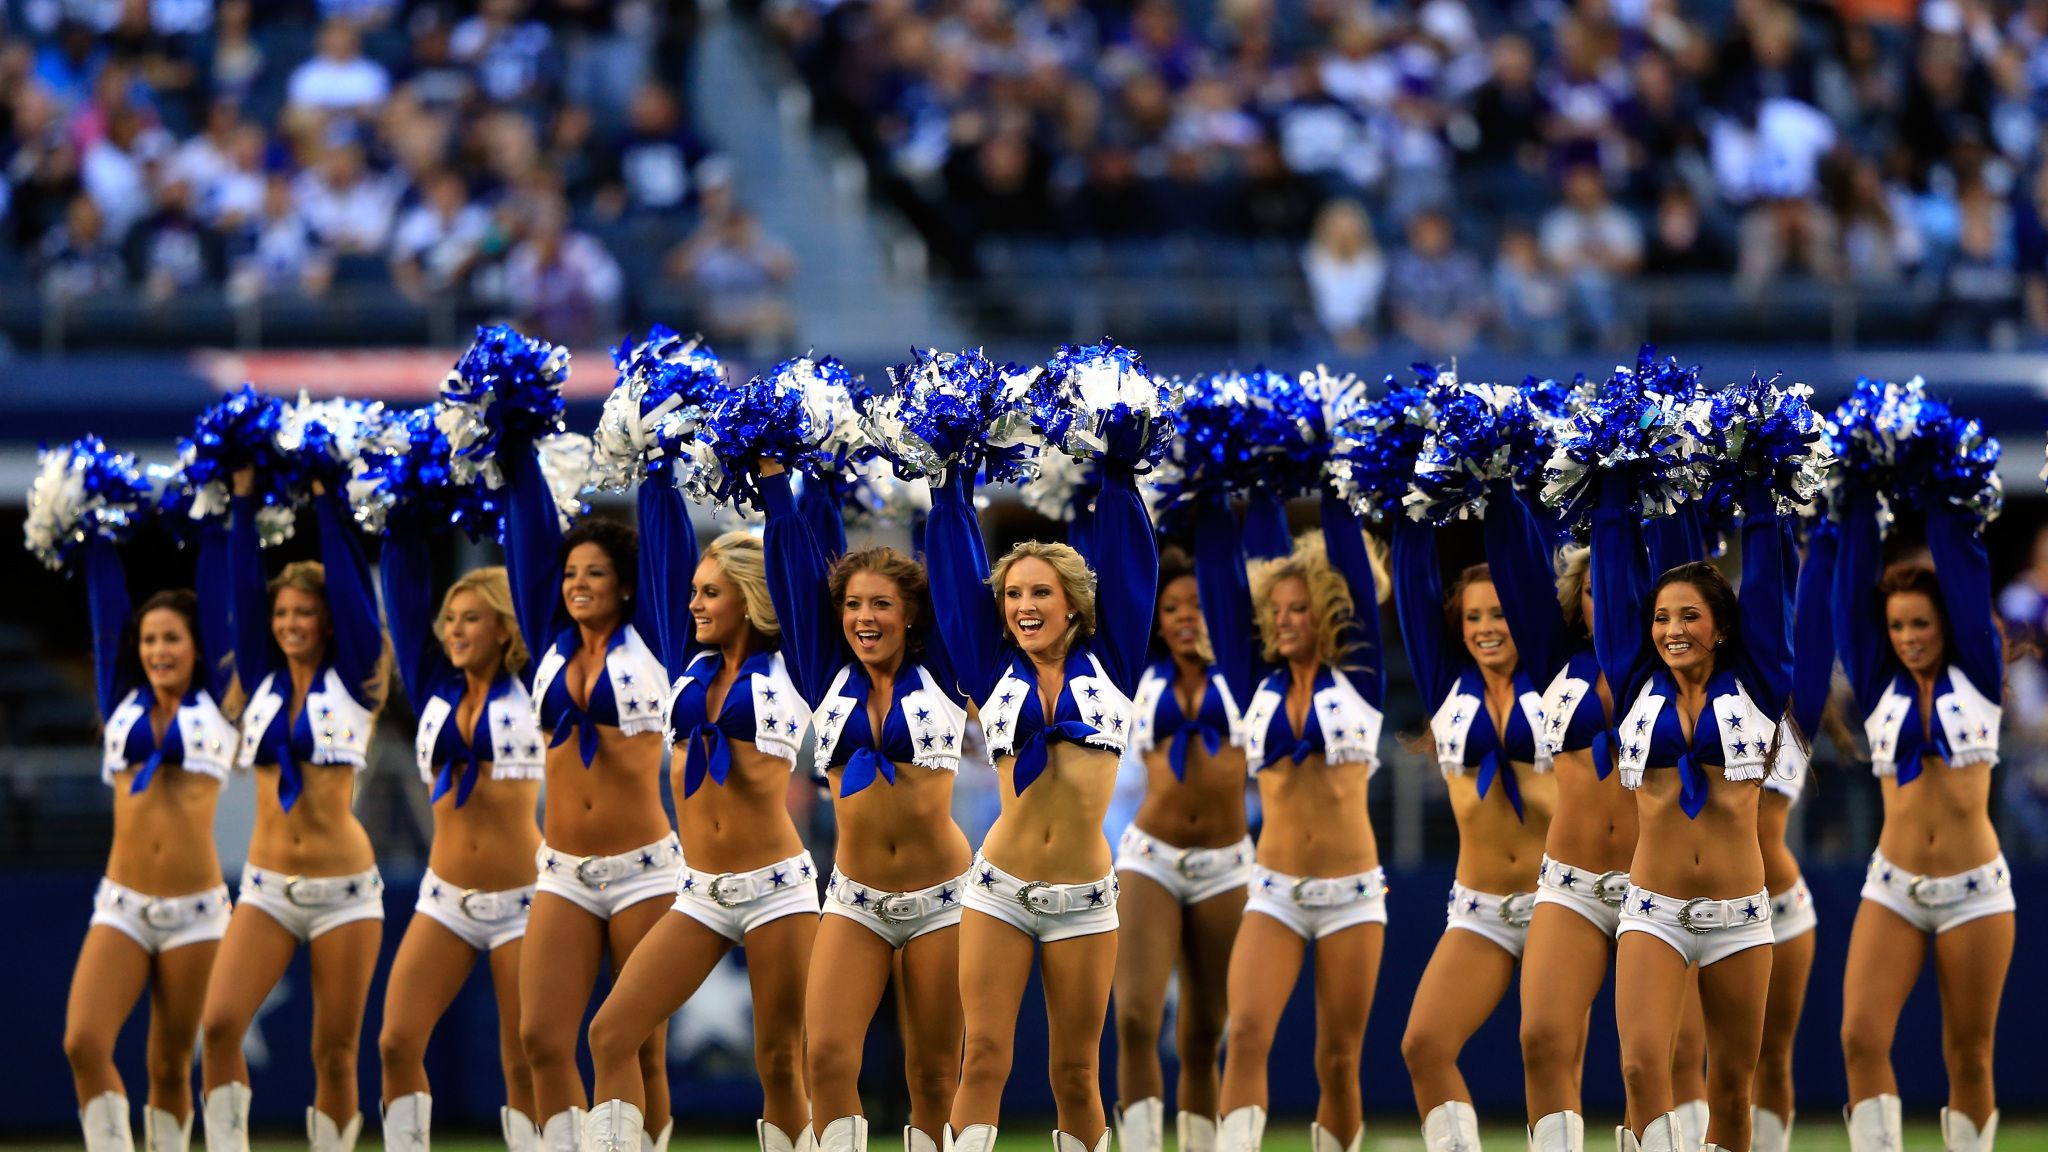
left=1940, top=180, right=2021, bottom=346
left=1387, top=208, right=1486, bottom=356
left=205, top=0, right=266, bottom=107
left=1833, top=156, right=1924, bottom=282
left=39, top=193, right=127, bottom=299
left=391, top=169, right=489, bottom=302
left=1539, top=163, right=1642, bottom=345
left=450, top=0, right=559, bottom=111
left=505, top=194, right=622, bottom=345
left=400, top=6, right=475, bottom=114
left=1646, top=184, right=1736, bottom=273
left=81, top=106, right=164, bottom=241
left=286, top=21, right=392, bottom=118
left=1301, top=198, right=1384, bottom=353
left=125, top=175, right=223, bottom=304
left=1492, top=225, right=1567, bottom=354
left=228, top=174, right=335, bottom=304
left=599, top=83, right=728, bottom=219
left=33, top=20, right=104, bottom=113
left=1235, top=135, right=1316, bottom=237
left=1711, top=94, right=1841, bottom=294
left=293, top=141, right=401, bottom=254
left=667, top=206, right=797, bottom=353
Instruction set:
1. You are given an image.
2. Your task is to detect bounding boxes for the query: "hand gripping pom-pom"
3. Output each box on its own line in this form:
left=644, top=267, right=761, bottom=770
left=1402, top=374, right=1556, bottom=525
left=1702, top=376, right=1836, bottom=518
left=592, top=327, right=726, bottom=491
left=1539, top=346, right=1715, bottom=530
left=438, top=324, right=571, bottom=488
left=864, top=348, right=1042, bottom=485
left=1020, top=450, right=1101, bottom=523
left=178, top=384, right=290, bottom=522
left=536, top=433, right=599, bottom=529
left=24, top=437, right=152, bottom=571
left=274, top=393, right=383, bottom=498
left=1032, top=339, right=1182, bottom=471
left=1153, top=368, right=1318, bottom=509
left=1328, top=369, right=1437, bottom=523
left=689, top=355, right=864, bottom=510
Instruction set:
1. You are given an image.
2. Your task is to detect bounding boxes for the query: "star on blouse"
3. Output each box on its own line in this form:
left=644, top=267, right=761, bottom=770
left=1451, top=710, right=1464, bottom=725
left=1635, top=717, right=1649, bottom=733
left=786, top=719, right=798, bottom=734
left=764, top=686, right=778, bottom=702
left=622, top=673, right=635, bottom=686
left=1083, top=685, right=1100, bottom=700
left=1731, top=740, right=1748, bottom=756
left=942, top=732, right=955, bottom=747
left=1090, top=712, right=1103, bottom=726
left=1629, top=743, right=1643, bottom=759
left=991, top=719, right=1007, bottom=733
left=999, top=690, right=1014, bottom=706
left=1111, top=716, right=1123, bottom=731
left=826, top=707, right=842, bottom=723
left=915, top=707, right=931, bottom=722
left=1558, top=692, right=1574, bottom=707
left=920, top=734, right=935, bottom=749
left=1727, top=715, right=1743, bottom=731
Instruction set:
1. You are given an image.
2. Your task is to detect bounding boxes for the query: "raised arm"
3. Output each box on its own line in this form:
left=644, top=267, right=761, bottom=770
left=762, top=467, right=845, bottom=709
left=1646, top=502, right=1707, bottom=574
left=196, top=517, right=237, bottom=700
left=1244, top=491, right=1293, bottom=562
left=503, top=442, right=566, bottom=674
left=1392, top=518, right=1457, bottom=706
left=637, top=475, right=701, bottom=675
left=1927, top=506, right=2004, bottom=704
left=228, top=492, right=276, bottom=693
left=314, top=490, right=386, bottom=701
left=798, top=474, right=848, bottom=563
left=83, top=539, right=135, bottom=715
left=1091, top=464, right=1160, bottom=694
left=926, top=469, right=1005, bottom=703
left=1591, top=480, right=1651, bottom=698
left=1322, top=489, right=1385, bottom=706
left=1734, top=480, right=1790, bottom=714
left=1832, top=487, right=1891, bottom=715
left=1482, top=487, right=1570, bottom=682
left=1193, top=490, right=1262, bottom=708
left=378, top=527, right=445, bottom=706
left=1789, top=520, right=1838, bottom=740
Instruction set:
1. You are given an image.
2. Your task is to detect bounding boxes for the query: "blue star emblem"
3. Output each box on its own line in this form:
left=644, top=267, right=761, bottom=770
left=1451, top=710, right=1464, bottom=724
left=252, top=874, right=263, bottom=887
left=1966, top=877, right=1979, bottom=891
left=1090, top=711, right=1103, bottom=725
left=1088, top=886, right=1105, bottom=905
left=920, top=734, right=935, bottom=749
left=764, top=687, right=778, bottom=702
left=1635, top=717, right=1649, bottom=733
left=800, top=862, right=813, bottom=879
left=1637, top=897, right=1655, bottom=914
left=622, top=673, right=635, bottom=686
left=1882, top=869, right=1893, bottom=882
left=1466, top=897, right=1481, bottom=913
left=916, top=707, right=931, bottom=722
left=787, top=719, right=798, bottom=733
left=194, top=899, right=208, bottom=913
left=999, top=691, right=1014, bottom=706
left=1995, top=866, right=2006, bottom=881
left=346, top=882, right=360, bottom=896
left=1629, top=743, right=1643, bottom=758
left=430, top=885, right=443, bottom=899
left=527, top=742, right=540, bottom=756
left=939, top=887, right=956, bottom=904
left=991, top=719, right=1007, bottom=733
left=771, top=870, right=788, bottom=887
left=942, top=733, right=955, bottom=747
left=520, top=894, right=532, bottom=909
left=1949, top=701, right=1964, bottom=715
left=1261, top=876, right=1275, bottom=890
left=1355, top=879, right=1369, bottom=894
left=1744, top=902, right=1760, bottom=920
left=853, top=888, right=869, bottom=906
left=826, top=707, right=842, bottom=723
left=1728, top=715, right=1742, bottom=730
left=682, top=876, right=697, bottom=892
left=1560, top=871, right=1577, bottom=888
left=1559, top=692, right=1574, bottom=706
left=1084, top=685, right=1100, bottom=700
left=545, top=859, right=559, bottom=872
left=1111, top=716, right=1123, bottom=731
left=978, top=869, right=997, bottom=888
left=1732, top=740, right=1748, bottom=756
left=639, top=852, right=655, bottom=867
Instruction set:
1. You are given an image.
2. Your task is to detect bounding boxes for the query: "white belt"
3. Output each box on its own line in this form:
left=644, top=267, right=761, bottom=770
left=1539, top=856, right=1632, bottom=907
left=1625, top=885, right=1771, bottom=935
left=1258, top=866, right=1387, bottom=908
left=425, top=880, right=533, bottom=922
left=1450, top=881, right=1536, bottom=928
left=97, top=879, right=228, bottom=929
left=1121, top=827, right=1250, bottom=880
left=246, top=865, right=381, bottom=908
left=1869, top=853, right=2011, bottom=909
left=679, top=852, right=815, bottom=909
left=538, top=835, right=681, bottom=890
left=827, top=867, right=963, bottom=923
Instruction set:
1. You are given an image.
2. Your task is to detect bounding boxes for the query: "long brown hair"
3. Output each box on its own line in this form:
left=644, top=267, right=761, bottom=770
left=829, top=546, right=931, bottom=655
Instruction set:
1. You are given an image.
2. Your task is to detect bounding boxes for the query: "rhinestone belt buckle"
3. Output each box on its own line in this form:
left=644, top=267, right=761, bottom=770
left=1594, top=871, right=1630, bottom=907
left=1674, top=897, right=1719, bottom=935
left=709, top=873, right=745, bottom=909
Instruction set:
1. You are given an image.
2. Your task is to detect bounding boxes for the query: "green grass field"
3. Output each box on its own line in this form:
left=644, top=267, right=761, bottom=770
left=11, top=1123, right=2048, bottom=1152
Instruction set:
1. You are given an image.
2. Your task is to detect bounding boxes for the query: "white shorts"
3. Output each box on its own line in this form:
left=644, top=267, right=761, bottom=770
left=1244, top=865, right=1388, bottom=940
left=1114, top=826, right=1254, bottom=906
left=239, top=865, right=385, bottom=943
left=89, top=877, right=232, bottom=955
left=1445, top=881, right=1535, bottom=959
left=1532, top=855, right=1630, bottom=939
left=960, top=852, right=1119, bottom=942
left=414, top=868, right=534, bottom=952
left=1770, top=876, right=1817, bottom=944
left=1859, top=850, right=2015, bottom=935
left=534, top=834, right=683, bottom=920
left=823, top=865, right=966, bottom=949
left=671, top=850, right=822, bottom=943
left=1616, top=883, right=1773, bottom=968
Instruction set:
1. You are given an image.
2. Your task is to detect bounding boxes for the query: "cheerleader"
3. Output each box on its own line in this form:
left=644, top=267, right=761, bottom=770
left=761, top=463, right=972, bottom=1152
left=1214, top=490, right=1386, bottom=1152
left=200, top=471, right=390, bottom=1152
left=65, top=524, right=239, bottom=1152
left=1594, top=477, right=1790, bottom=1152
left=1835, top=490, right=2012, bottom=1152
left=1110, top=507, right=1269, bottom=1152
left=926, top=454, right=1158, bottom=1152
left=1391, top=510, right=1557, bottom=1152
left=500, top=444, right=676, bottom=1152
left=374, top=542, right=543, bottom=1152
left=582, top=474, right=816, bottom=1152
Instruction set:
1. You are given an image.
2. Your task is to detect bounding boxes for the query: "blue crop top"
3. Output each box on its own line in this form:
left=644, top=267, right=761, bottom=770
left=1131, top=657, right=1241, bottom=780
left=664, top=646, right=808, bottom=796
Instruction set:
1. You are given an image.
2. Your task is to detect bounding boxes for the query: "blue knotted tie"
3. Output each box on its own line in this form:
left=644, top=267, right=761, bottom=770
left=840, top=746, right=898, bottom=797
left=431, top=739, right=485, bottom=807
left=1476, top=748, right=1527, bottom=821
left=275, top=712, right=305, bottom=812
left=1591, top=728, right=1615, bottom=781
left=1013, top=720, right=1102, bottom=794
left=131, top=745, right=167, bottom=794
left=1166, top=722, right=1225, bottom=781
left=548, top=703, right=600, bottom=769
left=679, top=725, right=732, bottom=798
left=1677, top=751, right=1708, bottom=819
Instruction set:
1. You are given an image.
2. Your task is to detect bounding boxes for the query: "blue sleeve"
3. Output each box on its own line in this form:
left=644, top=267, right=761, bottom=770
left=1789, top=522, right=1837, bottom=739
left=1482, top=487, right=1569, bottom=682
left=763, top=469, right=845, bottom=709
left=1928, top=507, right=2004, bottom=704
left=799, top=476, right=848, bottom=563
left=1733, top=483, right=1789, bottom=716
left=83, top=539, right=134, bottom=716
left=379, top=528, right=445, bottom=705
left=229, top=494, right=275, bottom=694
left=1392, top=518, right=1456, bottom=705
left=196, top=518, right=236, bottom=699
left=314, top=492, right=386, bottom=701
left=1090, top=466, right=1159, bottom=694
left=638, top=477, right=701, bottom=676
left=926, top=470, right=1005, bottom=703
left=1244, top=492, right=1293, bottom=562
left=1067, top=508, right=1098, bottom=569
left=1591, top=482, right=1651, bottom=697
left=503, top=443, right=566, bottom=675
left=1646, top=504, right=1706, bottom=574
left=1833, top=488, right=1891, bottom=714
left=1322, top=489, right=1385, bottom=706
left=1193, top=490, right=1263, bottom=708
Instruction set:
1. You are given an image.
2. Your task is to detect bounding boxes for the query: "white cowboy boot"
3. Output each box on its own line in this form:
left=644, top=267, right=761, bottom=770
left=1117, top=1100, right=1163, bottom=1152
left=1530, top=1112, right=1583, bottom=1152
left=82, top=1091, right=134, bottom=1152
left=201, top=1085, right=250, bottom=1152
left=1422, top=1102, right=1480, bottom=1152
left=1673, top=1103, right=1706, bottom=1152
left=144, top=1107, right=194, bottom=1152
left=1614, top=1125, right=1639, bottom=1152
left=1053, top=1131, right=1109, bottom=1152
left=1749, top=1109, right=1790, bottom=1152
left=762, top=1121, right=808, bottom=1152
left=585, top=1102, right=644, bottom=1152
left=1845, top=1096, right=1902, bottom=1152
left=820, top=1118, right=870, bottom=1152
left=383, top=1093, right=431, bottom=1152
left=907, top=1129, right=938, bottom=1152
left=306, top=1109, right=363, bottom=1152
left=1216, top=1109, right=1265, bottom=1152
left=1309, top=1123, right=1360, bottom=1152
left=542, top=1110, right=586, bottom=1152
left=1639, top=1114, right=1681, bottom=1152
left=947, top=1125, right=1000, bottom=1152
left=1942, top=1109, right=2000, bottom=1152
left=653, top=1120, right=674, bottom=1152
left=502, top=1108, right=540, bottom=1152
left=1177, top=1114, right=1215, bottom=1152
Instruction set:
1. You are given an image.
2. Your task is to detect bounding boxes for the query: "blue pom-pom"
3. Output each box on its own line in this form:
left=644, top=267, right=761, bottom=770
left=1328, top=370, right=1438, bottom=522
left=439, top=324, right=572, bottom=487
left=688, top=355, right=863, bottom=510
left=593, top=327, right=727, bottom=490
left=1403, top=374, right=1555, bottom=525
left=1830, top=376, right=2001, bottom=523
left=1032, top=339, right=1182, bottom=471
left=1703, top=375, right=1836, bottom=518
left=1540, top=346, right=1715, bottom=530
left=24, top=436, right=152, bottom=570
left=1150, top=368, right=1311, bottom=508
left=865, top=348, right=1042, bottom=485
left=273, top=393, right=383, bottom=499
left=178, top=384, right=290, bottom=520
left=347, top=404, right=504, bottom=541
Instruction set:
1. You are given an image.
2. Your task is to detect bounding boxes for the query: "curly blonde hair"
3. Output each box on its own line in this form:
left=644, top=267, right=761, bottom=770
left=989, top=540, right=1096, bottom=655
left=441, top=566, right=528, bottom=677
left=703, top=531, right=780, bottom=639
left=1556, top=544, right=1592, bottom=638
left=1250, top=533, right=1363, bottom=668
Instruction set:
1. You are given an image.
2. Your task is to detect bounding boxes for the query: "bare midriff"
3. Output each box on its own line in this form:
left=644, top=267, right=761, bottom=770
left=105, top=763, right=225, bottom=896
left=427, top=772, right=542, bottom=892
left=1628, top=768, right=1764, bottom=898
left=831, top=761, right=973, bottom=892
left=983, top=741, right=1118, bottom=883
left=538, top=728, right=669, bottom=857
left=1252, top=754, right=1377, bottom=879
left=674, top=739, right=805, bottom=873
left=1130, top=744, right=1249, bottom=850
left=1543, top=747, right=1639, bottom=874
left=1876, top=757, right=2000, bottom=877
left=247, top=762, right=376, bottom=877
left=1446, top=764, right=1554, bottom=893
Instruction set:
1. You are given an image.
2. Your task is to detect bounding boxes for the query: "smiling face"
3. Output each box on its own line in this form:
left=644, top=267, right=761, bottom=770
left=1461, top=580, right=1517, bottom=673
left=1156, top=575, right=1206, bottom=662
left=272, top=586, right=331, bottom=665
left=1885, top=590, right=1947, bottom=677
left=842, top=570, right=912, bottom=672
left=1651, top=581, right=1722, bottom=675
left=440, top=588, right=508, bottom=678
left=691, top=557, right=749, bottom=648
left=1003, top=555, right=1074, bottom=658
left=1269, top=575, right=1316, bottom=663
left=562, top=542, right=627, bottom=629
left=138, top=606, right=197, bottom=696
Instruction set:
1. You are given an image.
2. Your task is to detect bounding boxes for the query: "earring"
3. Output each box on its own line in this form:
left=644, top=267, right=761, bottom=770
left=1067, top=612, right=1078, bottom=621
